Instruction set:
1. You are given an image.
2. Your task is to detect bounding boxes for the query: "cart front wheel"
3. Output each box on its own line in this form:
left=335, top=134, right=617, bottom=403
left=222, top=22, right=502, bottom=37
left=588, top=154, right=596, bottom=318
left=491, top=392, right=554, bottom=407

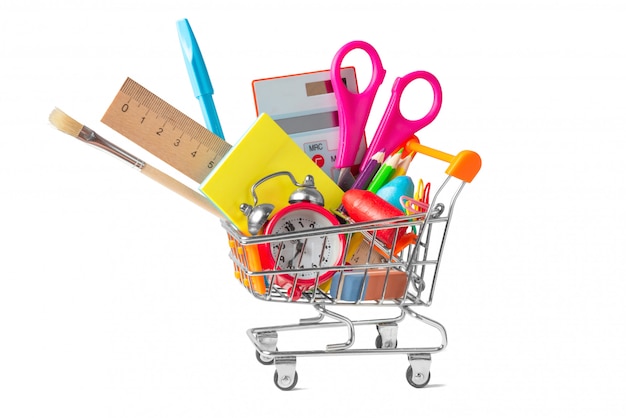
left=274, top=370, right=298, bottom=391
left=406, top=366, right=431, bottom=388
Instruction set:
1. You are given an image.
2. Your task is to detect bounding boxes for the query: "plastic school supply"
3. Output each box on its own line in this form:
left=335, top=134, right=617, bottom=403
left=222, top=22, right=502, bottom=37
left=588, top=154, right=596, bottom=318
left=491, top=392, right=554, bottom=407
left=329, top=269, right=408, bottom=301
left=177, top=18, right=225, bottom=139
left=252, top=68, right=367, bottom=182
left=376, top=175, right=415, bottom=212
left=330, top=40, right=442, bottom=171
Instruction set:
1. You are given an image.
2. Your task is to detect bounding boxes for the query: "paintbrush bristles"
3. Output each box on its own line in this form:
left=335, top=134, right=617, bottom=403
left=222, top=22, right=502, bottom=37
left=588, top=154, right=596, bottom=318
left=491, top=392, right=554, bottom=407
left=49, top=107, right=83, bottom=138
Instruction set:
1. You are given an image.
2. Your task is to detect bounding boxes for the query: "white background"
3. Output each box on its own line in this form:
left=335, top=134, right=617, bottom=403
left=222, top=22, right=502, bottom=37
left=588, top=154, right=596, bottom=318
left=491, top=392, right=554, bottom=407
left=2, top=0, right=625, bottom=416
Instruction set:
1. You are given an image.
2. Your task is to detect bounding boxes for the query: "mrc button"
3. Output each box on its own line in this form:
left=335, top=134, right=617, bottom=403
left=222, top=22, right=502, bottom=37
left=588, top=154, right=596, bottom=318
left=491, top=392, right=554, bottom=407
left=302, top=140, right=335, bottom=173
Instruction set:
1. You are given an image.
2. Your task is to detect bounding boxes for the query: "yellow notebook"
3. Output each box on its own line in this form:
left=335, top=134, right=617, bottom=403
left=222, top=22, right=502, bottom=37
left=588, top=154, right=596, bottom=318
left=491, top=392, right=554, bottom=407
left=199, top=113, right=344, bottom=234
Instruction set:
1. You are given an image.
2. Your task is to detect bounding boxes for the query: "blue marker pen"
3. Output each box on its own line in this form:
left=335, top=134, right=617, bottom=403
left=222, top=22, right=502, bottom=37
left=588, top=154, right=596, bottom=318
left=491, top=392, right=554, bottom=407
left=176, top=18, right=225, bottom=140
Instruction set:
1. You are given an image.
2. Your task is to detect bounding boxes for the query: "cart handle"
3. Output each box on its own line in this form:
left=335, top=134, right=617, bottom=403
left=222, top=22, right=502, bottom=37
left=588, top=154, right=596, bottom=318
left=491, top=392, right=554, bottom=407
left=404, top=137, right=481, bottom=183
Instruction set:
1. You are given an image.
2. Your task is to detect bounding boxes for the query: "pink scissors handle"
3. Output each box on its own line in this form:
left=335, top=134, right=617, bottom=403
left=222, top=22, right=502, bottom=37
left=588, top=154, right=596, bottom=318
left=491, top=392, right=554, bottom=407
left=360, top=71, right=443, bottom=170
left=331, top=40, right=386, bottom=168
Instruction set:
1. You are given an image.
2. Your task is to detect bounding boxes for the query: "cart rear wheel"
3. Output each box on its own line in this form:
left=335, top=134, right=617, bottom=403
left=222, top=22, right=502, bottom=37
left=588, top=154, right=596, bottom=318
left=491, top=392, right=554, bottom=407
left=406, top=366, right=431, bottom=388
left=255, top=350, right=274, bottom=365
left=274, top=370, right=298, bottom=391
left=375, top=335, right=398, bottom=349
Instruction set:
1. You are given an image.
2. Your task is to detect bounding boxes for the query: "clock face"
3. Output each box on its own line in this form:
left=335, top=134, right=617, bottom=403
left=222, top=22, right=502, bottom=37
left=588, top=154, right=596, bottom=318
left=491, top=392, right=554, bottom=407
left=262, top=203, right=345, bottom=283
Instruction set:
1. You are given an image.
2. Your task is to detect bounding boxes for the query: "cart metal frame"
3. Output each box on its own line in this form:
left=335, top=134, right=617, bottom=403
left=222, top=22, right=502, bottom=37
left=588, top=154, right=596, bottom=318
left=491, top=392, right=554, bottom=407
left=223, top=146, right=480, bottom=390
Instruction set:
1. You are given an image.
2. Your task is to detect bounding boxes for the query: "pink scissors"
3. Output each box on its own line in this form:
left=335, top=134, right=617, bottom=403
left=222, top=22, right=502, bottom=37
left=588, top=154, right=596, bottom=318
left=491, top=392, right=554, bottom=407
left=330, top=40, right=443, bottom=171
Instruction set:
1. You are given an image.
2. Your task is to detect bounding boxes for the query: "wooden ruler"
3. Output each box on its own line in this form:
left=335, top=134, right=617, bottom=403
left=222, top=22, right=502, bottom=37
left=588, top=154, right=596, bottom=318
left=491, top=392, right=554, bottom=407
left=101, top=77, right=231, bottom=183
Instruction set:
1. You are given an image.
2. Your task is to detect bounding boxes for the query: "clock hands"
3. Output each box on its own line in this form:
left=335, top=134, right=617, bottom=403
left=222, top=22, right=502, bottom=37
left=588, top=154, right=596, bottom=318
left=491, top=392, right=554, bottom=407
left=286, top=240, right=304, bottom=269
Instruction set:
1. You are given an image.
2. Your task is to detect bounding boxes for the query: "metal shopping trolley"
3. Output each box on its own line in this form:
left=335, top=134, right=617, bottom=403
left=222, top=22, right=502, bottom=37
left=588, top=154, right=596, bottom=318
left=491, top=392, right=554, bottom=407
left=222, top=144, right=481, bottom=390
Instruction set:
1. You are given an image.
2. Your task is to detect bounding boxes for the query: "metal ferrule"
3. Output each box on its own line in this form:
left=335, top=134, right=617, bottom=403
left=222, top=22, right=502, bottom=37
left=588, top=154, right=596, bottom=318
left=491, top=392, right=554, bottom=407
left=78, top=126, right=145, bottom=170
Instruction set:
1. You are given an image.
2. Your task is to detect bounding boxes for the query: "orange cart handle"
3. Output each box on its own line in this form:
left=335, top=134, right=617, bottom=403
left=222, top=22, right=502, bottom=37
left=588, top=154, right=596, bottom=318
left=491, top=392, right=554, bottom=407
left=404, top=137, right=481, bottom=183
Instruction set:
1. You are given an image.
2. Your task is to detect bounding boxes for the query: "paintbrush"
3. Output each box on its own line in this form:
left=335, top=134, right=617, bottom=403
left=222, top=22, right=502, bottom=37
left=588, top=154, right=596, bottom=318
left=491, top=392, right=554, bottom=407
left=48, top=107, right=221, bottom=217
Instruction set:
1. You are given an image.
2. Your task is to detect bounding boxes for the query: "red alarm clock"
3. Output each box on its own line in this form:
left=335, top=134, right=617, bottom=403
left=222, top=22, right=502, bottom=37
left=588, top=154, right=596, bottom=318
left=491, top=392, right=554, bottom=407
left=259, top=202, right=345, bottom=299
left=240, top=171, right=346, bottom=300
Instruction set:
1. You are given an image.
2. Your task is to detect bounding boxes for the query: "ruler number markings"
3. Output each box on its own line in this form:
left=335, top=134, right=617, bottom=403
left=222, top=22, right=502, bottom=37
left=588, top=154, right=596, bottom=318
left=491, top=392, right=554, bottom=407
left=102, top=78, right=230, bottom=183
left=119, top=96, right=192, bottom=152
left=120, top=97, right=167, bottom=140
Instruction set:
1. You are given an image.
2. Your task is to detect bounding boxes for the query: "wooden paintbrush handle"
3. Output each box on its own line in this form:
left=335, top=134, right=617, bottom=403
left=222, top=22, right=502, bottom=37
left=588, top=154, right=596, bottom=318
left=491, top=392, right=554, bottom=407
left=141, top=164, right=222, bottom=217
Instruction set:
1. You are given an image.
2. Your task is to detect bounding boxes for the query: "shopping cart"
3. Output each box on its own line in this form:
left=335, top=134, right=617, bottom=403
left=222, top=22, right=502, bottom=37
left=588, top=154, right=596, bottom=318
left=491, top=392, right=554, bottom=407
left=223, top=144, right=481, bottom=390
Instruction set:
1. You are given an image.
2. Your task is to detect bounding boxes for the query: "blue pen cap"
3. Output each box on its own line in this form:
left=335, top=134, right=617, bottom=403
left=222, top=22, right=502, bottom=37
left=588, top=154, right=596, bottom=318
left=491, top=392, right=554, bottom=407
left=177, top=18, right=214, bottom=97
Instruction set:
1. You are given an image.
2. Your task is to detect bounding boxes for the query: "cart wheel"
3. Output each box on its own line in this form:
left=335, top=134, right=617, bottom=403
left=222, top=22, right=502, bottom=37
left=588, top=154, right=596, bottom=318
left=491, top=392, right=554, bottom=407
left=274, top=370, right=298, bottom=391
left=375, top=335, right=398, bottom=349
left=376, top=323, right=398, bottom=349
left=255, top=349, right=274, bottom=365
left=406, top=365, right=431, bottom=388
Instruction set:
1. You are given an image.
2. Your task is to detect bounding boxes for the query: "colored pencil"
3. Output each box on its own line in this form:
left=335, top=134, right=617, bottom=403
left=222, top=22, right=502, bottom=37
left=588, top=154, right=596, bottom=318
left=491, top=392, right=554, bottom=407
left=351, top=150, right=385, bottom=191
left=390, top=152, right=414, bottom=179
left=366, top=152, right=402, bottom=194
